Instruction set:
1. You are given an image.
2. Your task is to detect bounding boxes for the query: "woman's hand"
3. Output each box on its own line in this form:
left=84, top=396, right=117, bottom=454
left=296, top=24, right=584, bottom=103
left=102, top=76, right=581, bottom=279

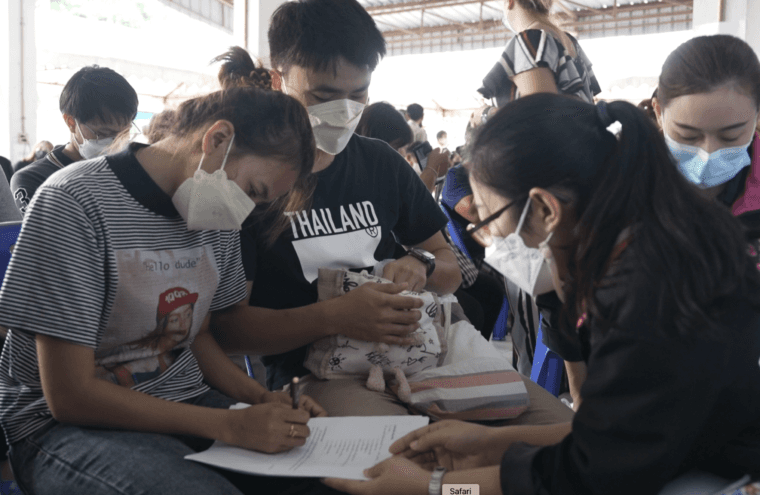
left=260, top=390, right=328, bottom=417
left=222, top=402, right=311, bottom=453
left=390, top=420, right=504, bottom=471
left=323, top=456, right=430, bottom=495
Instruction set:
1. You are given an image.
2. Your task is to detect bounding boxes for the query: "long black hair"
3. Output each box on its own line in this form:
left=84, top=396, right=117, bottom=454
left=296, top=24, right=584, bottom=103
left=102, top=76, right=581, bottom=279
left=470, top=93, right=760, bottom=339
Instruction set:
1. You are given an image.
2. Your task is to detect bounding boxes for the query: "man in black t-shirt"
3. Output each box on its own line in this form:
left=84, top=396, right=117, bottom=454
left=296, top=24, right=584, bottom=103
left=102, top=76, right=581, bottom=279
left=213, top=0, right=463, bottom=413
left=11, top=66, right=137, bottom=215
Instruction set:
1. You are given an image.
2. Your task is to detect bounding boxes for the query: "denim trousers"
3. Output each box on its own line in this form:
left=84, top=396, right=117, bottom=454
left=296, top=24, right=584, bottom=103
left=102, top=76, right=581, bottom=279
left=9, top=389, right=342, bottom=495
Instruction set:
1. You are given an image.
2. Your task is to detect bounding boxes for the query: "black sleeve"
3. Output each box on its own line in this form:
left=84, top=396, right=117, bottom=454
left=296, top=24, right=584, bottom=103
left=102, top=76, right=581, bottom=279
left=239, top=225, right=258, bottom=282
left=535, top=292, right=584, bottom=362
left=9, top=159, right=64, bottom=216
left=499, top=262, right=730, bottom=494
left=390, top=152, right=448, bottom=247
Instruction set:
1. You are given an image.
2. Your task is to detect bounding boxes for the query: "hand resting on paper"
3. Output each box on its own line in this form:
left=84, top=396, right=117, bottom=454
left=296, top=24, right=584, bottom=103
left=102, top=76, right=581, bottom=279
left=259, top=390, right=328, bottom=418
left=327, top=281, right=424, bottom=346
left=323, top=456, right=431, bottom=495
left=222, top=402, right=311, bottom=454
left=390, top=420, right=503, bottom=471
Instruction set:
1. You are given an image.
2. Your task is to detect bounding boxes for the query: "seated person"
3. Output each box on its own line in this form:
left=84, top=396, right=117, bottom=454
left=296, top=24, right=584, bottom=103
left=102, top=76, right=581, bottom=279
left=326, top=93, right=760, bottom=495
left=0, top=79, right=331, bottom=495
left=212, top=0, right=573, bottom=426
left=12, top=140, right=53, bottom=176
left=11, top=65, right=138, bottom=214
left=355, top=102, right=482, bottom=330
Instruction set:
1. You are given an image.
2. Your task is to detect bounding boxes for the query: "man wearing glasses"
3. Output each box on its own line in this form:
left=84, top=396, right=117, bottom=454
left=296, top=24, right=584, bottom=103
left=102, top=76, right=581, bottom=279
left=11, top=65, right=138, bottom=214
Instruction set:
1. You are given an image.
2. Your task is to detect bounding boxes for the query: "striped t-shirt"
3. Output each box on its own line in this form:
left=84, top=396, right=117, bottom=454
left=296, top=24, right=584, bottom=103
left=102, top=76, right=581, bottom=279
left=479, top=29, right=602, bottom=107
left=0, top=143, right=247, bottom=444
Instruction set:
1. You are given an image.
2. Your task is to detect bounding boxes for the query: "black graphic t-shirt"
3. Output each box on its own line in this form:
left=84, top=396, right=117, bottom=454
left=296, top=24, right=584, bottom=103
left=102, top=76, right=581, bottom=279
left=242, top=135, right=448, bottom=389
left=10, top=144, right=74, bottom=215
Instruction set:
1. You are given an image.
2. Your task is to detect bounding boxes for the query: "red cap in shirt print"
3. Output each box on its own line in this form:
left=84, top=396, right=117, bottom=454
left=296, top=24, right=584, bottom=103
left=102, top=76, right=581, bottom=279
left=128, top=287, right=199, bottom=353
left=105, top=287, right=199, bottom=387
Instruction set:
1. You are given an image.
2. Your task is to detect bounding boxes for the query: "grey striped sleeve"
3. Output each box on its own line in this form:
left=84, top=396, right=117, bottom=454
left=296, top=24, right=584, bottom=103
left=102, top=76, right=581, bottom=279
left=0, top=185, right=105, bottom=348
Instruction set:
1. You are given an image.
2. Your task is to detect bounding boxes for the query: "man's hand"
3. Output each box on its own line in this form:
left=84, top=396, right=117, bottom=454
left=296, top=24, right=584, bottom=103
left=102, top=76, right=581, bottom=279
left=326, top=282, right=423, bottom=345
left=382, top=256, right=427, bottom=292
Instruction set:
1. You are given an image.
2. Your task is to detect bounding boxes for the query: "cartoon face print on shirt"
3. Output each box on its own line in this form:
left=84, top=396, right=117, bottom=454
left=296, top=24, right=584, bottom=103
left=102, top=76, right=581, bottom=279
left=94, top=246, right=218, bottom=388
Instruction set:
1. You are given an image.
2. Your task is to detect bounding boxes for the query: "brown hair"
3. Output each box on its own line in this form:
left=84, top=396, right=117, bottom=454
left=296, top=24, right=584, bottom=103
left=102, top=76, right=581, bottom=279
left=514, top=0, right=576, bottom=57
left=146, top=109, right=176, bottom=144
left=210, top=46, right=317, bottom=246
left=638, top=88, right=659, bottom=128
left=657, top=35, right=760, bottom=110
left=212, top=46, right=273, bottom=91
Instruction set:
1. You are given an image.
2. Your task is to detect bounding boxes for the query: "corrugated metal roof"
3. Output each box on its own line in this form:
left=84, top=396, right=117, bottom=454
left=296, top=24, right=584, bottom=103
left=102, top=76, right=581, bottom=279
left=361, top=0, right=693, bottom=55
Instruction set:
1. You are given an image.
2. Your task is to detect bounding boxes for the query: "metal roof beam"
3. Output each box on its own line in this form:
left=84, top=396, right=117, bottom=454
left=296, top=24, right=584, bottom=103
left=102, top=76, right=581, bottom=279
left=367, top=0, right=500, bottom=16
left=380, top=5, right=690, bottom=39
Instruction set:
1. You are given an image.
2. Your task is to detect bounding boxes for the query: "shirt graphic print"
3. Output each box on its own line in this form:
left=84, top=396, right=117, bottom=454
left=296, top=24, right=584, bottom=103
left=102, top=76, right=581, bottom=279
left=94, top=245, right=218, bottom=387
left=286, top=201, right=383, bottom=283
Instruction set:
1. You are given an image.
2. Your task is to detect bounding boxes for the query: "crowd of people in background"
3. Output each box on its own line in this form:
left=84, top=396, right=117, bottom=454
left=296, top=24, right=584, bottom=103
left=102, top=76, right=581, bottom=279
left=0, top=0, right=758, bottom=494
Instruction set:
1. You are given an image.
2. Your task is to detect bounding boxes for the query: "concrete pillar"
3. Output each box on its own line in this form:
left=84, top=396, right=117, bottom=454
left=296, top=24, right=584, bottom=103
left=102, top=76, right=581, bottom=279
left=234, top=0, right=288, bottom=65
left=692, top=0, right=760, bottom=57
left=0, top=0, right=36, bottom=163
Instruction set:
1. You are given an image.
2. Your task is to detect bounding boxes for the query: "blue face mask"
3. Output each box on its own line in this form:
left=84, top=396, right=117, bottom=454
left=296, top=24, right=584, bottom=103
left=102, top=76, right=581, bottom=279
left=664, top=133, right=753, bottom=189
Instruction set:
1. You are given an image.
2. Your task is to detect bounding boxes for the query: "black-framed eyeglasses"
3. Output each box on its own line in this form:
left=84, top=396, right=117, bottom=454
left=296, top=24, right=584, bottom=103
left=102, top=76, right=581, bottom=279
left=466, top=199, right=519, bottom=238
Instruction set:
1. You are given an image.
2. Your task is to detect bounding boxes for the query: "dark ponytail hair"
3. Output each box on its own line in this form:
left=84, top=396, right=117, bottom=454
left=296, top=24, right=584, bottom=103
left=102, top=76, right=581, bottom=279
left=658, top=35, right=760, bottom=110
left=209, top=46, right=316, bottom=246
left=212, top=46, right=273, bottom=91
left=470, top=93, right=760, bottom=339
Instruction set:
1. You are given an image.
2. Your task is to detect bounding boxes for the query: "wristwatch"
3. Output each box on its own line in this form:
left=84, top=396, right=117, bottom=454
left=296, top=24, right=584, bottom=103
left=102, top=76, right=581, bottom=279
left=429, top=466, right=447, bottom=495
left=407, top=248, right=436, bottom=277
left=481, top=105, right=494, bottom=125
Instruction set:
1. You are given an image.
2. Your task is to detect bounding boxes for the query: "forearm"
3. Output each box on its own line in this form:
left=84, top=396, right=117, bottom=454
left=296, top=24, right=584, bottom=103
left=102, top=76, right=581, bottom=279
left=426, top=247, right=462, bottom=294
left=565, top=361, right=587, bottom=410
left=442, top=466, right=502, bottom=495
left=211, top=301, right=337, bottom=355
left=420, top=168, right=437, bottom=193
left=192, top=328, right=266, bottom=404
left=50, top=376, right=231, bottom=442
left=497, top=422, right=572, bottom=449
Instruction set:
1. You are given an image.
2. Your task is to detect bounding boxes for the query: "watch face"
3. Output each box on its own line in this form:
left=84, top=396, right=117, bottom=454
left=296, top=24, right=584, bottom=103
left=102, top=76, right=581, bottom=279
left=413, top=249, right=435, bottom=262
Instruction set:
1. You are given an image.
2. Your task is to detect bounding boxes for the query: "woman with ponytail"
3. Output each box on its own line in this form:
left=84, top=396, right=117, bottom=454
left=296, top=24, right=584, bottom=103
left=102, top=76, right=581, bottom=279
left=325, top=94, right=760, bottom=494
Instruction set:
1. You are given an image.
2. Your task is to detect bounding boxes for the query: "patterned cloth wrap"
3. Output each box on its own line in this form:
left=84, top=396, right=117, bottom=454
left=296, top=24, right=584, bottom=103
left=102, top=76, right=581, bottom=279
left=304, top=265, right=529, bottom=421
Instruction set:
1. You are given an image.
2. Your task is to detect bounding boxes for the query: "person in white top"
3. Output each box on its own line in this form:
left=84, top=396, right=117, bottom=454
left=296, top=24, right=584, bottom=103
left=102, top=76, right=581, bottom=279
left=406, top=103, right=428, bottom=143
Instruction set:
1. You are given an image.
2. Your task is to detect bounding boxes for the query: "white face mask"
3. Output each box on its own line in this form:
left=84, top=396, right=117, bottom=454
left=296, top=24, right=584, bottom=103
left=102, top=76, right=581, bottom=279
left=171, top=133, right=256, bottom=231
left=307, top=99, right=366, bottom=155
left=75, top=121, right=115, bottom=160
left=502, top=13, right=516, bottom=33
left=484, top=200, right=555, bottom=297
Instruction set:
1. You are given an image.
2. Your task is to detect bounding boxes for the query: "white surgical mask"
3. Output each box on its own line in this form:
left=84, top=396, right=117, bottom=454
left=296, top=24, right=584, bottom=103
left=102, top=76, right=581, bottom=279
left=172, top=133, right=256, bottom=231
left=307, top=99, right=365, bottom=155
left=75, top=121, right=114, bottom=160
left=484, top=200, right=555, bottom=297
left=664, top=132, right=753, bottom=188
left=502, top=14, right=516, bottom=33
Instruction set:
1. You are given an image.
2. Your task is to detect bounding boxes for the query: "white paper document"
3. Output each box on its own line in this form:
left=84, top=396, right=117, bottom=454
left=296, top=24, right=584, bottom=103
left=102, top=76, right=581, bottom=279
left=185, top=412, right=429, bottom=480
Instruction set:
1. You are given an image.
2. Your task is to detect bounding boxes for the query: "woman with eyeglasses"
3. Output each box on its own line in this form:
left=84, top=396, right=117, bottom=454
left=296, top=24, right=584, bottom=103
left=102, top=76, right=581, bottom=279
left=324, top=94, right=760, bottom=494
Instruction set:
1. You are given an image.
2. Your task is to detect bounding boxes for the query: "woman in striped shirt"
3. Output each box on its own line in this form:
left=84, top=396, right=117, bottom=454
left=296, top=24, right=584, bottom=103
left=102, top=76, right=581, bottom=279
left=0, top=72, right=330, bottom=493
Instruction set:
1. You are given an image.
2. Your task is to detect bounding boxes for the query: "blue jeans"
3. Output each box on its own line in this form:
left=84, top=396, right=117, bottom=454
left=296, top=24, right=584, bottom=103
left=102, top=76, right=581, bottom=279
left=9, top=390, right=341, bottom=495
